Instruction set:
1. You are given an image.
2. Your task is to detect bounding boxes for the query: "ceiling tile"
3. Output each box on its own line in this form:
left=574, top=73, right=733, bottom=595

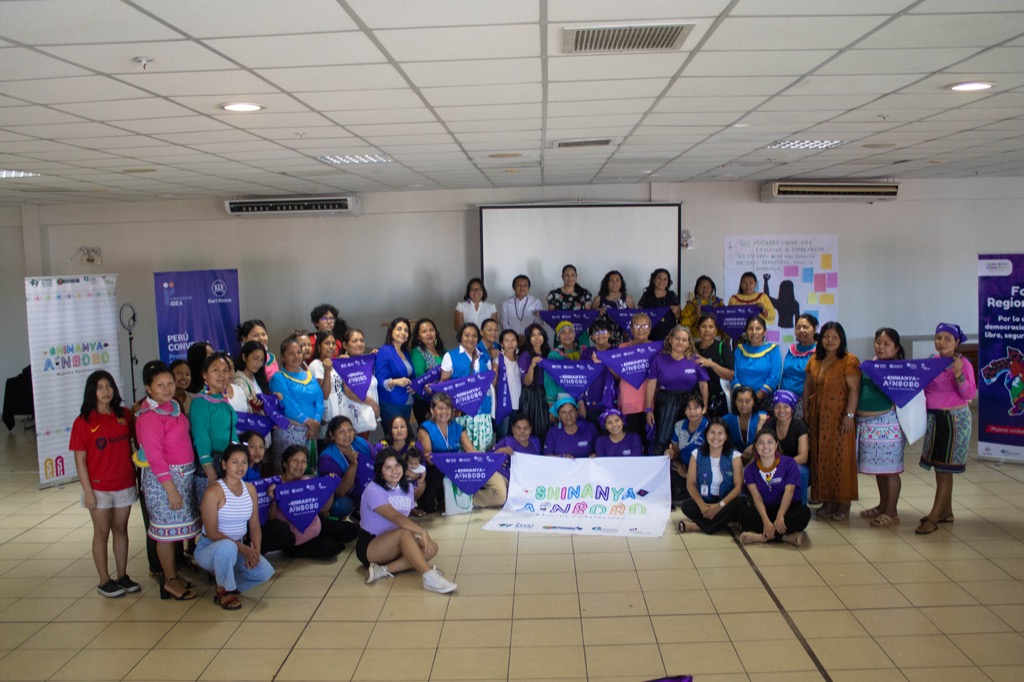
left=549, top=0, right=728, bottom=22
left=212, top=112, right=332, bottom=129
left=0, top=106, right=83, bottom=126
left=53, top=98, right=195, bottom=121
left=421, top=83, right=542, bottom=107
left=257, top=64, right=407, bottom=92
left=685, top=50, right=836, bottom=77
left=300, top=89, right=424, bottom=112
left=134, top=0, right=357, bottom=37
left=858, top=13, right=1024, bottom=49
left=319, top=108, right=437, bottom=125
left=170, top=93, right=310, bottom=114
left=0, top=0, right=181, bottom=43
left=204, top=33, right=384, bottom=68
left=114, top=116, right=234, bottom=135
left=115, top=70, right=279, bottom=96
left=6, top=121, right=128, bottom=139
left=786, top=73, right=925, bottom=96
left=642, top=112, right=744, bottom=126
left=732, top=0, right=916, bottom=15
left=402, top=58, right=539, bottom=88
left=375, top=25, right=540, bottom=62
left=549, top=53, right=688, bottom=81
left=817, top=47, right=980, bottom=75
left=446, top=119, right=538, bottom=133
left=701, top=16, right=889, bottom=51
left=39, top=42, right=237, bottom=74
left=348, top=0, right=538, bottom=28
left=346, top=122, right=449, bottom=136
left=0, top=48, right=92, bottom=80
left=0, top=76, right=149, bottom=104
left=435, top=103, right=542, bottom=122
left=154, top=130, right=261, bottom=145
left=550, top=79, right=670, bottom=101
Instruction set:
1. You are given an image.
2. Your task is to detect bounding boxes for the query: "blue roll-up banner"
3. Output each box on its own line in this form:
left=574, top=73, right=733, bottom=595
left=154, top=269, right=240, bottom=362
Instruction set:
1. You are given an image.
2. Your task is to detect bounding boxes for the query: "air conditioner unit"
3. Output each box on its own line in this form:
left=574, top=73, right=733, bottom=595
left=760, top=181, right=899, bottom=204
left=224, top=196, right=361, bottom=216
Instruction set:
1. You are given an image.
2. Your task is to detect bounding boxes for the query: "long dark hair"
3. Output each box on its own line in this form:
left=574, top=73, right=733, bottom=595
left=373, top=448, right=410, bottom=492
left=79, top=370, right=123, bottom=420
left=875, top=327, right=906, bottom=360
left=235, top=340, right=270, bottom=392
left=186, top=341, right=213, bottom=392
left=235, top=319, right=267, bottom=344
left=523, top=323, right=550, bottom=358
left=384, top=317, right=412, bottom=353
left=643, top=268, right=673, bottom=296
left=598, top=270, right=628, bottom=300
left=463, top=277, right=488, bottom=302
left=694, top=275, right=717, bottom=299
left=815, top=321, right=849, bottom=359
left=700, top=417, right=733, bottom=457
left=412, top=318, right=446, bottom=355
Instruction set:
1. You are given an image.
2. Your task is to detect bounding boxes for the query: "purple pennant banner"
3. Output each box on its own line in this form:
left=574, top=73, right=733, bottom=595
left=596, top=342, right=662, bottom=390
left=235, top=411, right=274, bottom=438
left=332, top=354, right=376, bottom=401
left=256, top=393, right=291, bottom=430
left=251, top=476, right=281, bottom=526
left=356, top=449, right=376, bottom=497
left=539, top=359, right=605, bottom=400
left=410, top=365, right=442, bottom=397
left=860, top=357, right=953, bottom=409
left=539, top=309, right=600, bottom=339
left=432, top=452, right=507, bottom=496
left=430, top=371, right=495, bottom=416
left=702, top=304, right=761, bottom=340
left=495, top=358, right=515, bottom=424
left=272, top=476, right=336, bottom=533
left=606, top=307, right=669, bottom=339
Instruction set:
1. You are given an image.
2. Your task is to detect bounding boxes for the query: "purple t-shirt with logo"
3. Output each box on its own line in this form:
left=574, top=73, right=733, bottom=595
left=359, top=481, right=415, bottom=536
left=543, top=420, right=598, bottom=458
left=595, top=431, right=644, bottom=457
left=742, top=455, right=800, bottom=507
left=646, top=354, right=709, bottom=392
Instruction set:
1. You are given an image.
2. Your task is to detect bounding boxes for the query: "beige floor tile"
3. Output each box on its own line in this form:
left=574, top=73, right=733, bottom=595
left=697, top=564, right=762, bottom=589
left=51, top=648, right=149, bottom=681
left=659, top=641, right=744, bottom=675
left=198, top=647, right=290, bottom=681
left=572, top=535, right=630, bottom=554
left=261, top=575, right=334, bottom=598
left=327, top=575, right=391, bottom=598
left=790, top=609, right=868, bottom=638
left=630, top=550, right=693, bottom=571
left=875, top=561, right=950, bottom=583
left=581, top=615, right=655, bottom=645
left=853, top=608, right=940, bottom=637
left=806, top=636, right=896, bottom=670
left=708, top=586, right=777, bottom=613
left=244, top=596, right=322, bottom=621
left=514, top=571, right=578, bottom=595
left=579, top=590, right=648, bottom=617
left=438, top=619, right=510, bottom=648
left=991, top=557, right=1024, bottom=579
left=0, top=622, right=43, bottom=648
left=894, top=582, right=980, bottom=607
left=293, top=621, right=370, bottom=649
left=932, top=559, right=1014, bottom=582
left=0, top=649, right=78, bottom=681
left=312, top=596, right=385, bottom=621
left=876, top=634, right=974, bottom=668
left=124, top=648, right=218, bottom=680
left=988, top=604, right=1024, bottom=631
left=3, top=558, right=73, bottom=579
left=749, top=673, right=824, bottom=682
left=644, top=588, right=717, bottom=615
left=510, top=618, right=583, bottom=647
left=815, top=562, right=889, bottom=585
left=650, top=614, right=728, bottom=643
left=515, top=553, right=575, bottom=573
left=367, top=619, right=443, bottom=648
left=53, top=594, right=138, bottom=621
left=16, top=620, right=107, bottom=649
left=912, top=542, right=985, bottom=561
left=0, top=577, right=47, bottom=599
left=773, top=586, right=845, bottom=611
left=276, top=648, right=362, bottom=681
left=902, top=666, right=991, bottom=682
left=156, top=620, right=240, bottom=649
left=689, top=548, right=752, bottom=568
left=982, top=664, right=1024, bottom=681
left=919, top=605, right=1013, bottom=635
left=734, top=638, right=817, bottom=673
left=447, top=572, right=515, bottom=596
left=959, top=579, right=1024, bottom=605
left=513, top=593, right=580, bottom=619
left=454, top=554, right=516, bottom=574
left=949, top=632, right=1024, bottom=666
left=636, top=568, right=698, bottom=592
left=828, top=669, right=908, bottom=682
left=802, top=545, right=870, bottom=565
left=855, top=543, right=928, bottom=563
left=0, top=596, right=75, bottom=621
left=379, top=593, right=451, bottom=621
left=508, top=645, right=586, bottom=678
left=516, top=536, right=573, bottom=554
left=461, top=537, right=518, bottom=555
left=429, top=646, right=509, bottom=680
left=720, top=611, right=790, bottom=641
left=87, top=621, right=173, bottom=649
left=443, top=594, right=513, bottom=620
left=833, top=583, right=914, bottom=610
left=576, top=569, right=641, bottom=593
left=24, top=576, right=97, bottom=599
left=573, top=551, right=637, bottom=572
left=585, top=642, right=666, bottom=678
left=758, top=564, right=825, bottom=588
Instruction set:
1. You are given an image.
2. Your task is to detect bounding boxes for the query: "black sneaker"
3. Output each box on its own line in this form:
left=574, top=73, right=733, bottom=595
left=116, top=575, right=141, bottom=593
left=97, top=580, right=126, bottom=598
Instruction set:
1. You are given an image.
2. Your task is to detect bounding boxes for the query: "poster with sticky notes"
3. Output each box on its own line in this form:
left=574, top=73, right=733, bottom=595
left=724, top=235, right=839, bottom=359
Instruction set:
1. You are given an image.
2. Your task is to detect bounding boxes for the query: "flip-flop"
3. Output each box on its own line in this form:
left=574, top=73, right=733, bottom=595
left=915, top=520, right=940, bottom=535
left=919, top=515, right=954, bottom=524
left=860, top=507, right=883, bottom=519
left=870, top=514, right=899, bottom=527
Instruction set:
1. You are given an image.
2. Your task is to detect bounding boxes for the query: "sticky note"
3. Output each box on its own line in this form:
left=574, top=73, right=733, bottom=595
left=820, top=254, right=833, bottom=270
left=820, top=293, right=835, bottom=305
left=784, top=265, right=799, bottom=277
left=814, top=273, right=827, bottom=292
left=766, top=330, right=781, bottom=343
left=826, top=272, right=838, bottom=288
left=808, top=292, right=819, bottom=304
left=802, top=267, right=814, bottom=283
left=783, top=334, right=795, bottom=344
left=804, top=309, right=819, bottom=320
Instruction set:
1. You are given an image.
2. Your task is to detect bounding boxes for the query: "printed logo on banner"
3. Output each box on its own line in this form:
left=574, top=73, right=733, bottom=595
left=538, top=360, right=604, bottom=400
left=432, top=453, right=507, bottom=496
left=211, top=279, right=228, bottom=297
left=702, top=304, right=761, bottom=340
left=860, top=358, right=952, bottom=409
left=596, top=342, right=661, bottom=390
left=332, top=355, right=376, bottom=401
left=411, top=366, right=442, bottom=397
left=252, top=476, right=281, bottom=526
left=154, top=269, right=240, bottom=363
left=272, top=477, right=335, bottom=532
left=538, top=310, right=600, bottom=339
left=430, top=371, right=495, bottom=415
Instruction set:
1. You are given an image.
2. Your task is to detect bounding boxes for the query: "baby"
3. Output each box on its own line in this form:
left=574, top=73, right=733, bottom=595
left=403, top=449, right=428, bottom=516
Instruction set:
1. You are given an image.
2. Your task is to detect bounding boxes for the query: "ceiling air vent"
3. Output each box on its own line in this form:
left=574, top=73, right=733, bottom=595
left=550, top=137, right=619, bottom=149
left=760, top=181, right=899, bottom=204
left=225, top=195, right=361, bottom=216
left=563, top=23, right=694, bottom=54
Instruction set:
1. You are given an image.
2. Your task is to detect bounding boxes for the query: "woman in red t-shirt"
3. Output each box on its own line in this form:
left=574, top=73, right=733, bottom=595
left=69, top=370, right=139, bottom=598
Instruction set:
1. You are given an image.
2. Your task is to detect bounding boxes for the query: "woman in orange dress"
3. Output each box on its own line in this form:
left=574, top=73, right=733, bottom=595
left=803, top=321, right=861, bottom=520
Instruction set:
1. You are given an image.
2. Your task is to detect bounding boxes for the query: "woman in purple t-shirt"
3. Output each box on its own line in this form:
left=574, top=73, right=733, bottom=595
left=544, top=397, right=598, bottom=458
left=645, top=325, right=710, bottom=455
left=357, top=449, right=457, bottom=594
left=595, top=409, right=644, bottom=457
left=738, top=428, right=810, bottom=547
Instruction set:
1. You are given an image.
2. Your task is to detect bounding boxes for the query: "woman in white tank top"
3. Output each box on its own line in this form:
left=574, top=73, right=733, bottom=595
left=195, top=445, right=274, bottom=610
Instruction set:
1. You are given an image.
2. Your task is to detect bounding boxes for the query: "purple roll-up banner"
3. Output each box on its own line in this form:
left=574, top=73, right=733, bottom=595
left=252, top=476, right=281, bottom=526
left=606, top=307, right=669, bottom=339
left=539, top=309, right=600, bottom=339
left=978, top=253, right=1024, bottom=463
left=701, top=304, right=761, bottom=340
left=257, top=393, right=291, bottom=430
left=272, top=476, right=336, bottom=532
left=495, top=358, right=515, bottom=424
left=596, top=342, right=662, bottom=389
left=154, top=269, right=240, bottom=363
left=410, top=365, right=442, bottom=397
left=859, top=358, right=952, bottom=409
left=431, top=371, right=495, bottom=416
left=432, top=452, right=507, bottom=496
left=235, top=412, right=274, bottom=439
left=332, top=354, right=376, bottom=401
left=539, top=359, right=605, bottom=401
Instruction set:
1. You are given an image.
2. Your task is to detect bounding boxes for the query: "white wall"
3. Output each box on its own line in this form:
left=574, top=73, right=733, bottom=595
left=2, top=177, right=1021, bottom=405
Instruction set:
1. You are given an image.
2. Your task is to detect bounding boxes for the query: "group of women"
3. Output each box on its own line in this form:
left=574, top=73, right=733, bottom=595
left=69, top=270, right=979, bottom=605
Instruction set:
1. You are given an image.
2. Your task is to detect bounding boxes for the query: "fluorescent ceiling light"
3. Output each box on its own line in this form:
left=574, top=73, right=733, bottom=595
left=948, top=81, right=995, bottom=92
left=317, top=154, right=393, bottom=165
left=0, top=169, right=42, bottom=178
left=220, top=102, right=265, bottom=112
left=766, top=140, right=846, bottom=150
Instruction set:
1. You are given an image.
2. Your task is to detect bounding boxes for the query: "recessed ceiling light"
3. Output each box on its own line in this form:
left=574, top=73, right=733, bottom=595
left=733, top=123, right=749, bottom=128
left=766, top=140, right=846, bottom=150
left=488, top=152, right=522, bottom=159
left=948, top=81, right=995, bottom=92
left=220, top=102, right=265, bottom=112
left=316, top=154, right=393, bottom=165
left=0, top=169, right=42, bottom=178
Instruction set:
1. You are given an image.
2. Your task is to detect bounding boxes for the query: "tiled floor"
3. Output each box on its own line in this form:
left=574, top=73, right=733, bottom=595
left=2, top=416, right=1024, bottom=681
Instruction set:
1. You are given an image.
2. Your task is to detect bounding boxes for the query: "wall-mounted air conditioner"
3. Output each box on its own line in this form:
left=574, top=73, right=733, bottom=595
left=224, top=196, right=361, bottom=216
left=760, top=181, right=899, bottom=204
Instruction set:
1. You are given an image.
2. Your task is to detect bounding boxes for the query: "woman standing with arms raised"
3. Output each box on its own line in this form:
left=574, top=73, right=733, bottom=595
left=410, top=318, right=445, bottom=426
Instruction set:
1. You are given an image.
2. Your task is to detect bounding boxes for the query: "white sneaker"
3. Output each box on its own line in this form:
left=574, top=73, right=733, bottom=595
left=366, top=563, right=394, bottom=584
left=422, top=568, right=457, bottom=594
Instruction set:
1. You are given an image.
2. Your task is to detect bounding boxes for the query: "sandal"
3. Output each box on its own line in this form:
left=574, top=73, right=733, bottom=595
left=870, top=513, right=899, bottom=527
left=920, top=515, right=954, bottom=524
left=213, top=587, right=242, bottom=611
left=678, top=520, right=698, bottom=534
left=831, top=504, right=851, bottom=522
left=859, top=506, right=883, bottom=519
left=159, top=575, right=197, bottom=601
left=915, top=519, right=940, bottom=535
left=815, top=502, right=837, bottom=517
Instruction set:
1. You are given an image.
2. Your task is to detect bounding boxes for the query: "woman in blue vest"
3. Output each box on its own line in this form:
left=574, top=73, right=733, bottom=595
left=678, top=419, right=744, bottom=534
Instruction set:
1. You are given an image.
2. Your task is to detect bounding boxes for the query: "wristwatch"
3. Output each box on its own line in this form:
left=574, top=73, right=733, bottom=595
left=845, top=412, right=854, bottom=419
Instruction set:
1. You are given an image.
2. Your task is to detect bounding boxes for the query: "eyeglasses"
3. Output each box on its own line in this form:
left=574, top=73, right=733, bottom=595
left=591, top=330, right=610, bottom=336
left=320, top=315, right=336, bottom=322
